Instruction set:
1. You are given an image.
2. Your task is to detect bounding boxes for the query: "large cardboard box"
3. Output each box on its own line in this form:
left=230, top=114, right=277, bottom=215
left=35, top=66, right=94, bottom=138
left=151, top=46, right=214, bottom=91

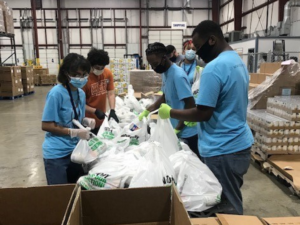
left=0, top=184, right=77, bottom=225
left=0, top=66, right=21, bottom=83
left=33, top=68, right=49, bottom=76
left=260, top=62, right=282, bottom=74
left=21, top=66, right=34, bottom=79
left=0, top=1, right=14, bottom=34
left=0, top=82, right=22, bottom=97
left=67, top=184, right=192, bottom=225
left=129, top=70, right=162, bottom=93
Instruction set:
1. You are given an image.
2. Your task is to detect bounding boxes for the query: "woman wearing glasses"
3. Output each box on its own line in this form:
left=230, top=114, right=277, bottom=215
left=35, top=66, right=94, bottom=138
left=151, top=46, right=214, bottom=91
left=41, top=53, right=94, bottom=185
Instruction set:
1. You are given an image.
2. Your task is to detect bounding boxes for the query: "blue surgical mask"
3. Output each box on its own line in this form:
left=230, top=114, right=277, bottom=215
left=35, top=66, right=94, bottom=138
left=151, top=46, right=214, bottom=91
left=185, top=49, right=196, bottom=61
left=69, top=77, right=88, bottom=88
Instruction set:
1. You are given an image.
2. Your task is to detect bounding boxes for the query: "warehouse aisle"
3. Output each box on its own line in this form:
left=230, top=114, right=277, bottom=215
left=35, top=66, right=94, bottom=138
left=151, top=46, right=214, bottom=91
left=0, top=86, right=299, bottom=216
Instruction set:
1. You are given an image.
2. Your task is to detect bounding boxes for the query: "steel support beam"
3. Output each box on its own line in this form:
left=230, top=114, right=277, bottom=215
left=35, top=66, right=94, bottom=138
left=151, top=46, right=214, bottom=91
left=234, top=0, right=242, bottom=31
left=57, top=0, right=64, bottom=59
left=30, top=0, right=39, bottom=59
left=139, top=0, right=142, bottom=56
left=212, top=0, right=220, bottom=24
left=278, top=0, right=289, bottom=21
left=220, top=0, right=233, bottom=9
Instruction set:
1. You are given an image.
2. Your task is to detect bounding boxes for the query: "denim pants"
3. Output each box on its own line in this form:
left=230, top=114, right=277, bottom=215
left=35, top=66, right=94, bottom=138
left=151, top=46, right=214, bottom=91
left=44, top=154, right=84, bottom=185
left=181, top=135, right=201, bottom=159
left=202, top=148, right=251, bottom=215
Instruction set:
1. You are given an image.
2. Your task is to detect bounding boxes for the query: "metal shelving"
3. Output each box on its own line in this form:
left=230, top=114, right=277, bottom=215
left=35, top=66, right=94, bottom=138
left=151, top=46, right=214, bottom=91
left=0, top=33, right=17, bottom=66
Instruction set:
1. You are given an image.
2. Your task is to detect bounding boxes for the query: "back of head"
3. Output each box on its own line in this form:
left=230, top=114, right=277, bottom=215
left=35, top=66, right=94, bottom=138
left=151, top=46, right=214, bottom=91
left=146, top=42, right=167, bottom=57
left=166, top=45, right=175, bottom=56
left=192, top=20, right=224, bottom=40
left=87, top=48, right=109, bottom=66
left=58, top=53, right=91, bottom=85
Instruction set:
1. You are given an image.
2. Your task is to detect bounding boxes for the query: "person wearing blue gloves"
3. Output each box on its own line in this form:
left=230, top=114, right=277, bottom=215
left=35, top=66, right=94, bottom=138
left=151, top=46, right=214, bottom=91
left=158, top=20, right=254, bottom=215
left=139, top=42, right=200, bottom=158
left=41, top=53, right=95, bottom=185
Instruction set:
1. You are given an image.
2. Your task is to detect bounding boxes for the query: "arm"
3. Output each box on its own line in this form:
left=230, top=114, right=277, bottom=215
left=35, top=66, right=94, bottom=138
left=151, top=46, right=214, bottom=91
left=175, top=96, right=196, bottom=130
left=171, top=105, right=214, bottom=122
left=147, top=94, right=166, bottom=112
left=42, top=122, right=70, bottom=136
left=86, top=105, right=96, bottom=114
left=108, top=90, right=116, bottom=110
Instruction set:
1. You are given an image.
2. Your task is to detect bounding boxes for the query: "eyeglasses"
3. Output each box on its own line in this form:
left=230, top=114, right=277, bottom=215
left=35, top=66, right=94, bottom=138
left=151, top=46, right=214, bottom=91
left=68, top=72, right=89, bottom=78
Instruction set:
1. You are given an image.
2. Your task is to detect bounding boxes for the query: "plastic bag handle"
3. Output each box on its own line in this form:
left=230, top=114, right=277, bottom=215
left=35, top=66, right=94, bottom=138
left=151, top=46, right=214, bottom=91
left=72, top=119, right=96, bottom=137
left=147, top=109, right=159, bottom=123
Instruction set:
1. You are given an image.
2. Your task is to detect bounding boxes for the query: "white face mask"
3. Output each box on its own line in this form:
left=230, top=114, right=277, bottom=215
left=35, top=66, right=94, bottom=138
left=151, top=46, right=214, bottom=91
left=93, top=69, right=104, bottom=76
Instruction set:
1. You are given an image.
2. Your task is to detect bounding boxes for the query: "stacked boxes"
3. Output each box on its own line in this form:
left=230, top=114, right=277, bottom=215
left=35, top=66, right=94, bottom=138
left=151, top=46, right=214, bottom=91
left=0, top=1, right=14, bottom=34
left=129, top=70, right=162, bottom=93
left=21, top=66, right=34, bottom=94
left=109, top=58, right=137, bottom=94
left=0, top=8, right=5, bottom=33
left=49, top=74, right=57, bottom=84
left=33, top=68, right=49, bottom=85
left=0, top=66, right=23, bottom=97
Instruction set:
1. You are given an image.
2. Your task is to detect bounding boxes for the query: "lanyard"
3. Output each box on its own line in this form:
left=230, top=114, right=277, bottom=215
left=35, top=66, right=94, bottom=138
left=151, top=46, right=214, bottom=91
left=183, top=60, right=195, bottom=76
left=66, top=82, right=80, bottom=121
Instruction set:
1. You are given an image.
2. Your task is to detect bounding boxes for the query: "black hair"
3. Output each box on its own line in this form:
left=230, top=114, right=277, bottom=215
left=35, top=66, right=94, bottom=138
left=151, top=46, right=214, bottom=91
left=145, top=42, right=167, bottom=56
left=87, top=48, right=109, bottom=66
left=192, top=20, right=224, bottom=40
left=166, top=45, right=176, bottom=55
left=58, top=53, right=91, bottom=85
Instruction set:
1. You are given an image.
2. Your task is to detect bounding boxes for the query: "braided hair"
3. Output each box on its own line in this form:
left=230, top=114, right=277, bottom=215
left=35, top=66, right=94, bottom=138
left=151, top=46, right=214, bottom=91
left=145, top=42, right=167, bottom=57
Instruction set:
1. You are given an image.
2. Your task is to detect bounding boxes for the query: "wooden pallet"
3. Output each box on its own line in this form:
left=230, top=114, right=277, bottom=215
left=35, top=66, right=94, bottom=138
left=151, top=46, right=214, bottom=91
left=0, top=94, right=23, bottom=100
left=24, top=91, right=35, bottom=96
left=35, top=83, right=57, bottom=86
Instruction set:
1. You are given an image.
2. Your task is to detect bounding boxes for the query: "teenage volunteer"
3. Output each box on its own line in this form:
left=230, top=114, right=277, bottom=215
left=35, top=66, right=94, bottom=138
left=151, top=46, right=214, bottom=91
left=139, top=42, right=199, bottom=156
left=158, top=20, right=254, bottom=215
left=42, top=53, right=94, bottom=185
left=166, top=45, right=184, bottom=64
left=83, top=48, right=119, bottom=135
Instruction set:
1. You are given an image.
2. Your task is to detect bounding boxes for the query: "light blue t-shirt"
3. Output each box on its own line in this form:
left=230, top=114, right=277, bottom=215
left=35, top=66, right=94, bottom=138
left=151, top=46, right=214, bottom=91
left=42, top=84, right=86, bottom=159
left=196, top=51, right=254, bottom=157
left=181, top=59, right=197, bottom=85
left=162, top=64, right=198, bottom=138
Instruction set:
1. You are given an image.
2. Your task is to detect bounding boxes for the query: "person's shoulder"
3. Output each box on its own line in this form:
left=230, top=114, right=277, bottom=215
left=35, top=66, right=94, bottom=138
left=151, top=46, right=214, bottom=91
left=172, top=64, right=186, bottom=77
left=104, top=67, right=112, bottom=75
left=46, top=84, right=66, bottom=100
left=78, top=88, right=86, bottom=98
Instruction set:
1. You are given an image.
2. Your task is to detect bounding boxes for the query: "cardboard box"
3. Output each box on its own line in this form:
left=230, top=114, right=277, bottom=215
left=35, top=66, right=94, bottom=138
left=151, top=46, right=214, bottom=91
left=33, top=68, right=49, bottom=76
left=130, top=70, right=162, bottom=93
left=21, top=66, right=34, bottom=79
left=0, top=184, right=77, bottom=225
left=260, top=62, right=282, bottom=74
left=0, top=66, right=21, bottom=82
left=67, top=184, right=192, bottom=225
left=0, top=1, right=14, bottom=34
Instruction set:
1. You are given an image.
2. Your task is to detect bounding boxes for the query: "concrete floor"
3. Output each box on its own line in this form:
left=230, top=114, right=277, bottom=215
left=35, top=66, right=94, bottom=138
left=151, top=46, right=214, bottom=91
left=0, top=86, right=299, bottom=217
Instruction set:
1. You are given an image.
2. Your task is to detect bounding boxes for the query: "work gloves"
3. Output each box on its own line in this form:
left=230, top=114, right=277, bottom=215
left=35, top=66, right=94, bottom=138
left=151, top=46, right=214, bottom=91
left=95, top=109, right=106, bottom=120
left=158, top=103, right=171, bottom=119
left=139, top=109, right=150, bottom=121
left=82, top=117, right=96, bottom=129
left=108, top=109, right=119, bottom=123
left=69, top=128, right=90, bottom=140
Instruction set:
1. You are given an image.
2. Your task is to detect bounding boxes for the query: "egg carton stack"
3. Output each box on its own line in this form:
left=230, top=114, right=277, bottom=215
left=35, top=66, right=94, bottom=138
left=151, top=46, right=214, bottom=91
left=109, top=58, right=137, bottom=95
left=248, top=96, right=300, bottom=156
left=267, top=96, right=300, bottom=121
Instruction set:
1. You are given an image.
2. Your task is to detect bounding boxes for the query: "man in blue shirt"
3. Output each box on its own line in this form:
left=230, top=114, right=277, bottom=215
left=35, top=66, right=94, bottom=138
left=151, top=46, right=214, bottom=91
left=139, top=42, right=199, bottom=158
left=158, top=20, right=254, bottom=215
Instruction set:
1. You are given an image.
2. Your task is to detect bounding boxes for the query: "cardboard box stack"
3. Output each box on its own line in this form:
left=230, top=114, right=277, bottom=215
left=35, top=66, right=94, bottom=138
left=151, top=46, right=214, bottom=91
left=21, top=66, right=34, bottom=94
left=0, top=66, right=23, bottom=97
left=0, top=7, right=5, bottom=33
left=109, top=58, right=137, bottom=94
left=129, top=70, right=162, bottom=93
left=49, top=74, right=57, bottom=84
left=0, top=1, right=14, bottom=34
left=33, top=68, right=49, bottom=85
left=249, top=62, right=282, bottom=90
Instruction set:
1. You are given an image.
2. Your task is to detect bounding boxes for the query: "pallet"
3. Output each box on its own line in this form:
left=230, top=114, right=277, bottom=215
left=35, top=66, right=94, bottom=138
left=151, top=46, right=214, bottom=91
left=35, top=83, right=57, bottom=86
left=0, top=94, right=23, bottom=100
left=24, top=91, right=35, bottom=96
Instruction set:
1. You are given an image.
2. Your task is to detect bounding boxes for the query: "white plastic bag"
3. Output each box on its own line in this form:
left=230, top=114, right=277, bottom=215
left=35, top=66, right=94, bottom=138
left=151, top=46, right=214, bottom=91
left=129, top=141, right=176, bottom=188
left=139, top=98, right=154, bottom=110
left=192, top=66, right=203, bottom=100
left=97, top=116, right=121, bottom=140
left=124, top=85, right=143, bottom=113
left=116, top=106, right=138, bottom=126
left=150, top=116, right=180, bottom=157
left=115, top=96, right=125, bottom=109
left=169, top=146, right=222, bottom=212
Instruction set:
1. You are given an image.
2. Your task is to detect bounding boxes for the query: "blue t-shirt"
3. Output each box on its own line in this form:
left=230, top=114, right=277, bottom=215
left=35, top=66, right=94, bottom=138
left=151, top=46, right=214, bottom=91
left=181, top=60, right=197, bottom=85
left=162, top=64, right=198, bottom=138
left=196, top=51, right=254, bottom=157
left=42, top=84, right=86, bottom=159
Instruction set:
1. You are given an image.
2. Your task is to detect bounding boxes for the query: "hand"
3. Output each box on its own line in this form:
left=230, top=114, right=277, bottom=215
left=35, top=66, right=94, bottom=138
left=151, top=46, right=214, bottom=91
left=158, top=103, right=171, bottom=119
left=174, top=129, right=180, bottom=135
left=69, top=128, right=90, bottom=140
left=138, top=110, right=150, bottom=121
left=184, top=121, right=197, bottom=127
left=82, top=117, right=96, bottom=129
left=108, top=109, right=119, bottom=123
left=95, top=109, right=106, bottom=120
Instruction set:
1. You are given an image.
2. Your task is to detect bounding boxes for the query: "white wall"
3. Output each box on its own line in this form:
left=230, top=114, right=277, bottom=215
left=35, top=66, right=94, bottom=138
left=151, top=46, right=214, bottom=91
left=2, top=0, right=210, bottom=74
left=229, top=38, right=256, bottom=65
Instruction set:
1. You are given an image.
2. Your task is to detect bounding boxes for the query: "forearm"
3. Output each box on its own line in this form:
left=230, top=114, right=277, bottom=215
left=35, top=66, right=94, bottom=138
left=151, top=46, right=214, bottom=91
left=176, top=97, right=196, bottom=130
left=42, top=122, right=70, bottom=136
left=171, top=107, right=208, bottom=122
left=108, top=91, right=116, bottom=110
left=86, top=105, right=96, bottom=114
left=147, top=95, right=165, bottom=112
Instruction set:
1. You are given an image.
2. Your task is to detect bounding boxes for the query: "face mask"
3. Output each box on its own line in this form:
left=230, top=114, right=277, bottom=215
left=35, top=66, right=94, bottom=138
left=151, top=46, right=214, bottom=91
left=93, top=69, right=104, bottom=76
left=196, top=39, right=215, bottom=63
left=69, top=77, right=88, bottom=88
left=185, top=49, right=196, bottom=61
left=153, top=57, right=168, bottom=74
left=169, top=56, right=177, bottom=62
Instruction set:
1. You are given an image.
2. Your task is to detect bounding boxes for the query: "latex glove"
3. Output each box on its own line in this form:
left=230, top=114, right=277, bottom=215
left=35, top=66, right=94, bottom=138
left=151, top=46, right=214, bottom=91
left=95, top=109, right=106, bottom=120
left=69, top=128, right=90, bottom=140
left=139, top=110, right=150, bottom=121
left=174, top=129, right=181, bottom=135
left=108, top=109, right=119, bottom=123
left=184, top=121, right=197, bottom=127
left=157, top=91, right=163, bottom=94
left=82, top=117, right=96, bottom=129
left=158, top=103, right=172, bottom=119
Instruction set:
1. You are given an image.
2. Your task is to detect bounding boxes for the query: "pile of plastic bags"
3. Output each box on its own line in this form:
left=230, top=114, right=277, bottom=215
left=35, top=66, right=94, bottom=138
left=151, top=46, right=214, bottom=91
left=72, top=86, right=222, bottom=212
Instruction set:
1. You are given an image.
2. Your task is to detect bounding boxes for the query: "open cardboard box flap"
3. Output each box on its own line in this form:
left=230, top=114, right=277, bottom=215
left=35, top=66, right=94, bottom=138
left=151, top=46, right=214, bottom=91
left=262, top=217, right=300, bottom=224
left=0, top=184, right=77, bottom=225
left=67, top=184, right=191, bottom=225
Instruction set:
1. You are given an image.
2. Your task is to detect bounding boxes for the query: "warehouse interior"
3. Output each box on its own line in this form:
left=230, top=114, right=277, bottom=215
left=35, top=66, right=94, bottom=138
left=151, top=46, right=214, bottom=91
left=1, top=0, right=300, bottom=224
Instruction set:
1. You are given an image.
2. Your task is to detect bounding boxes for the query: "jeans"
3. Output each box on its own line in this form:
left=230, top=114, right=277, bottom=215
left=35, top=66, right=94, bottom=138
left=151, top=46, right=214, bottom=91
left=44, top=154, right=84, bottom=185
left=181, top=135, right=201, bottom=159
left=202, top=148, right=251, bottom=215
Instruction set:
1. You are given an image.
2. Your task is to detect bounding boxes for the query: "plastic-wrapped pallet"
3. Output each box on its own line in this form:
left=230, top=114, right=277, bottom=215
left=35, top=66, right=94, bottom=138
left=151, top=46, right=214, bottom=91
left=0, top=8, right=5, bottom=33
left=129, top=70, right=162, bottom=93
left=267, top=96, right=300, bottom=121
